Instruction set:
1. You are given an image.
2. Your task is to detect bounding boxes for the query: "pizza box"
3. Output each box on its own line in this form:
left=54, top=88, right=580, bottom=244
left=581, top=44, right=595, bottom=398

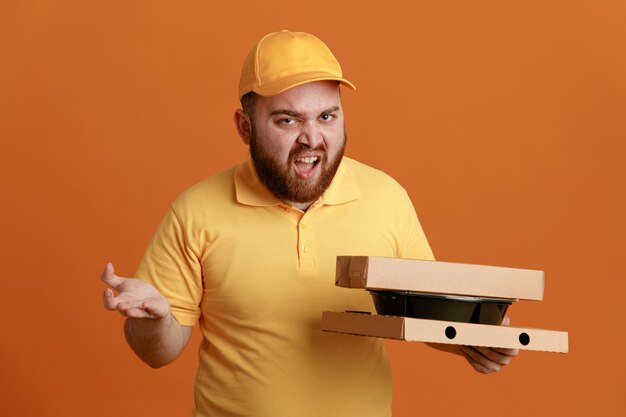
left=321, top=311, right=569, bottom=353
left=336, top=256, right=544, bottom=301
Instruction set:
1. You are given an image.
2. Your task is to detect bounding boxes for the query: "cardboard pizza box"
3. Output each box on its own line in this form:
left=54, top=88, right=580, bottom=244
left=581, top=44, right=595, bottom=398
left=336, top=256, right=544, bottom=301
left=321, top=311, right=569, bottom=353
left=326, top=256, right=568, bottom=353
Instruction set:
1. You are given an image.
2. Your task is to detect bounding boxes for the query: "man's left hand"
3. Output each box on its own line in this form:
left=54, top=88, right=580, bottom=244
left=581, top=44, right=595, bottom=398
left=459, top=316, right=519, bottom=374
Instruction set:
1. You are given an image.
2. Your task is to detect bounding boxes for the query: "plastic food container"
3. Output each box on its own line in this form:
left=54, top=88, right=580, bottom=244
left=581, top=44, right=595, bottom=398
left=370, top=290, right=513, bottom=325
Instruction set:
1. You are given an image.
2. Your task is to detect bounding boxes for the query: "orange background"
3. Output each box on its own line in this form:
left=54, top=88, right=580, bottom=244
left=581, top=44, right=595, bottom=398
left=1, top=1, right=624, bottom=416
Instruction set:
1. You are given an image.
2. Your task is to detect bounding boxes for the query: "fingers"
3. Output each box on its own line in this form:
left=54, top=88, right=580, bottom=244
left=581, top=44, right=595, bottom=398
left=491, top=347, right=520, bottom=357
left=100, top=262, right=170, bottom=319
left=459, top=346, right=494, bottom=373
left=118, top=303, right=164, bottom=319
left=142, top=299, right=170, bottom=319
left=459, top=345, right=519, bottom=374
left=473, top=346, right=517, bottom=365
left=120, top=306, right=153, bottom=319
left=459, top=315, right=519, bottom=374
left=102, top=277, right=148, bottom=315
left=102, top=288, right=142, bottom=313
left=101, top=263, right=126, bottom=311
left=100, top=262, right=127, bottom=290
left=102, top=288, right=118, bottom=310
left=460, top=346, right=500, bottom=373
left=104, top=296, right=170, bottom=320
left=115, top=300, right=151, bottom=318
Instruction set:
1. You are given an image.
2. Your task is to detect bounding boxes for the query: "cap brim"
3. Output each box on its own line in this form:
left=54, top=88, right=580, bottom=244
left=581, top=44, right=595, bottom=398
left=250, top=71, right=356, bottom=97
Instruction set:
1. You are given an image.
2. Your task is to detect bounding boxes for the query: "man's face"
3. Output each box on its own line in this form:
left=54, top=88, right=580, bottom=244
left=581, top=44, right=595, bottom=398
left=248, top=81, right=346, bottom=205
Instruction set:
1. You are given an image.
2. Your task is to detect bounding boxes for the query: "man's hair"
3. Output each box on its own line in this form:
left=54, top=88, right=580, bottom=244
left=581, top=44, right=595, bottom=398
left=240, top=91, right=258, bottom=125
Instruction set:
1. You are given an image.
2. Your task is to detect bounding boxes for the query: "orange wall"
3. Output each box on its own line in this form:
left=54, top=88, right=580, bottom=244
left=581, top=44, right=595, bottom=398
left=1, top=1, right=624, bottom=416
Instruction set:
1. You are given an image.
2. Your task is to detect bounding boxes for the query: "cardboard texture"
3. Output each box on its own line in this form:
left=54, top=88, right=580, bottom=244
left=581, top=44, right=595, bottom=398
left=321, top=311, right=569, bottom=353
left=328, top=256, right=568, bottom=353
left=336, top=256, right=544, bottom=300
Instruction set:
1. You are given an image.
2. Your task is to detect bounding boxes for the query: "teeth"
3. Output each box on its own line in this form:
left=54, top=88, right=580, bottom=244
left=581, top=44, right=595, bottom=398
left=296, top=156, right=318, bottom=163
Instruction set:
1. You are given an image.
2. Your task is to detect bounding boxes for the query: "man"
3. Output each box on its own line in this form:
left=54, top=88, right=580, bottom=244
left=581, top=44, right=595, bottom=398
left=102, top=30, right=517, bottom=417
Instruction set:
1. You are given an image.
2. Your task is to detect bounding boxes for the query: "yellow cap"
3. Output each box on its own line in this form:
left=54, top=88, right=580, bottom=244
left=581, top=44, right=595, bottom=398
left=238, top=30, right=356, bottom=99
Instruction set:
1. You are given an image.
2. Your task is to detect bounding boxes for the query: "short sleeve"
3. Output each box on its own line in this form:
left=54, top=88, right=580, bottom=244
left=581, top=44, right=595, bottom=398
left=396, top=190, right=436, bottom=261
left=135, top=207, right=203, bottom=326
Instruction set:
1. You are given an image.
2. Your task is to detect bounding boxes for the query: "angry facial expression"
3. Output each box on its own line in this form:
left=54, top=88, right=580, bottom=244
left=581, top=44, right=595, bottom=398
left=248, top=81, right=346, bottom=206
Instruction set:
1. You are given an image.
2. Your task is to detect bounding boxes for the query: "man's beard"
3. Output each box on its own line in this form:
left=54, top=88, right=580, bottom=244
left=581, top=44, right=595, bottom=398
left=249, top=131, right=346, bottom=204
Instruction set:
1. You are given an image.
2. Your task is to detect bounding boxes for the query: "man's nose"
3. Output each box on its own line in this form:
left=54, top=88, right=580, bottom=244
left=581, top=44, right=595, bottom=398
left=296, top=121, right=323, bottom=148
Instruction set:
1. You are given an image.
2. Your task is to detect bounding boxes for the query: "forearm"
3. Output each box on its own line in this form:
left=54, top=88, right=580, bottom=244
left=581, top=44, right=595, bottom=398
left=124, top=313, right=187, bottom=368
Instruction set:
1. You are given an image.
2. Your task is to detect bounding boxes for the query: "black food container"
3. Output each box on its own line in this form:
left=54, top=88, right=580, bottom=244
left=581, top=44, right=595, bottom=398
left=370, top=291, right=512, bottom=325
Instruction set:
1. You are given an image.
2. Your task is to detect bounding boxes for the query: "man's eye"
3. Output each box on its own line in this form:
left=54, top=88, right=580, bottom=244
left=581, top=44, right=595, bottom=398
left=320, top=114, right=335, bottom=121
left=280, top=118, right=295, bottom=125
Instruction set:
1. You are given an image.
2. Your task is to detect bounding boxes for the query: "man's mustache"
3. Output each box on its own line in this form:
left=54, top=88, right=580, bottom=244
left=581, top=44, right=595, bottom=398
left=289, top=144, right=326, bottom=160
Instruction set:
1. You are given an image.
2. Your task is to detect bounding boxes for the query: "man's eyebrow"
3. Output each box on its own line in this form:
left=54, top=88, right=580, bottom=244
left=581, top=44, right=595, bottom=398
left=270, top=109, right=301, bottom=117
left=269, top=106, right=341, bottom=117
left=320, top=106, right=340, bottom=114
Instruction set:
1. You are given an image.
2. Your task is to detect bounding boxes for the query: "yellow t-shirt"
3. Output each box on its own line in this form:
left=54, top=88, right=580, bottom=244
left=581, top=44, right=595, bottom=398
left=136, top=157, right=434, bottom=417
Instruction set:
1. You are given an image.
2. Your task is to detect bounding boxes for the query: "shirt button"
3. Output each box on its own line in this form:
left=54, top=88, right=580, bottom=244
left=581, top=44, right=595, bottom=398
left=301, top=244, right=308, bottom=253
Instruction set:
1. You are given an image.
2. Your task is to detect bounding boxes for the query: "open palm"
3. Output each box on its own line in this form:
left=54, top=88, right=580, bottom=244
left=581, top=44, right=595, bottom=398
left=101, top=263, right=170, bottom=319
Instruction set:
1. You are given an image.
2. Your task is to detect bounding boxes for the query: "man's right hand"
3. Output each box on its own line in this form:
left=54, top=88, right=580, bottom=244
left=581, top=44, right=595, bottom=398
left=101, top=263, right=170, bottom=320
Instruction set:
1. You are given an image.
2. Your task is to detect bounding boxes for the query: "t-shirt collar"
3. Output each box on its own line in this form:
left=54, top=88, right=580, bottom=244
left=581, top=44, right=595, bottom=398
left=234, top=157, right=361, bottom=207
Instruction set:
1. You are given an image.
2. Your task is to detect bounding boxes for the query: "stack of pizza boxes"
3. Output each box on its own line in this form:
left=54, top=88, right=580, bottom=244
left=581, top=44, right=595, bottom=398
left=322, top=256, right=568, bottom=353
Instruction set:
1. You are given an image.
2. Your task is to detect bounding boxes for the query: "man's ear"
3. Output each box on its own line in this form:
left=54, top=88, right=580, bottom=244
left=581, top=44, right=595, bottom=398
left=234, top=109, right=252, bottom=145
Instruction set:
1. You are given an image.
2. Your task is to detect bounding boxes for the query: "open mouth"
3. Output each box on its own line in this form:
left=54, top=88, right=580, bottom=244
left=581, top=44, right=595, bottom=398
left=293, top=155, right=321, bottom=179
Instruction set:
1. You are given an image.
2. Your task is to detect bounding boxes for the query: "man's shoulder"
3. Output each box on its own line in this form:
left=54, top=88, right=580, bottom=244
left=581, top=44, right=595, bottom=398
left=342, top=157, right=407, bottom=194
left=170, top=163, right=239, bottom=213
